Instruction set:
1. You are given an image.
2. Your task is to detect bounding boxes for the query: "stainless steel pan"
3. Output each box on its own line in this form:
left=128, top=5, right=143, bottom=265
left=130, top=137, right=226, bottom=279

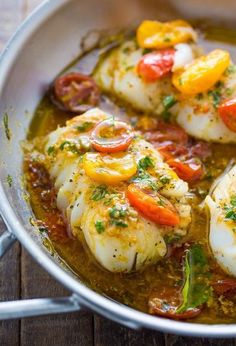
left=1, top=0, right=236, bottom=337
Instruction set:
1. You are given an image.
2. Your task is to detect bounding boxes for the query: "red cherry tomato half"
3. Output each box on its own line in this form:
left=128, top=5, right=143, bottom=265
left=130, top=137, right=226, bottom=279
left=154, top=141, right=188, bottom=161
left=218, top=97, right=236, bottom=132
left=144, top=122, right=188, bottom=146
left=190, top=142, right=211, bottom=160
left=54, top=72, right=100, bottom=113
left=91, top=118, right=134, bottom=153
left=149, top=287, right=201, bottom=320
left=137, top=49, right=175, bottom=82
left=167, top=158, right=204, bottom=183
left=212, top=279, right=236, bottom=297
left=127, top=184, right=180, bottom=226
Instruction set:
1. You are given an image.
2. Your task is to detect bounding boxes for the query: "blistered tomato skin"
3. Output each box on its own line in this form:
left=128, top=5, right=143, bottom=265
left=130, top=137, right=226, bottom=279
left=149, top=287, right=201, bottom=320
left=137, top=20, right=196, bottom=49
left=91, top=119, right=134, bottom=153
left=54, top=72, right=100, bottom=113
left=172, top=49, right=230, bottom=95
left=83, top=152, right=137, bottom=185
left=137, top=49, right=175, bottom=82
left=218, top=97, right=236, bottom=132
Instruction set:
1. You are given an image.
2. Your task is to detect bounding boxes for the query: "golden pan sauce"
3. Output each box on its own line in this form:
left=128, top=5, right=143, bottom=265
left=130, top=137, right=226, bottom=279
left=24, top=23, right=236, bottom=323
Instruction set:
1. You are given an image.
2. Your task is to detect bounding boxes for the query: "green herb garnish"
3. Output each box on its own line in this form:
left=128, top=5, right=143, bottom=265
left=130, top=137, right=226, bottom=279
left=159, top=176, right=170, bottom=184
left=109, top=206, right=127, bottom=219
left=38, top=226, right=48, bottom=234
left=95, top=221, right=105, bottom=233
left=76, top=122, right=93, bottom=132
left=3, top=113, right=11, bottom=140
left=111, top=220, right=128, bottom=228
left=138, top=156, right=154, bottom=170
left=176, top=244, right=212, bottom=313
left=6, top=174, right=13, bottom=187
left=224, top=195, right=236, bottom=221
left=208, top=89, right=221, bottom=109
left=59, top=141, right=79, bottom=154
left=161, top=95, right=177, bottom=121
left=91, top=185, right=108, bottom=201
left=109, top=206, right=128, bottom=228
left=47, top=146, right=55, bottom=156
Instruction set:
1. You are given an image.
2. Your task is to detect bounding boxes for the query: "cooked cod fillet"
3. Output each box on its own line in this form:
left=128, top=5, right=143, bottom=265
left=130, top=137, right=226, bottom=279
left=44, top=108, right=191, bottom=272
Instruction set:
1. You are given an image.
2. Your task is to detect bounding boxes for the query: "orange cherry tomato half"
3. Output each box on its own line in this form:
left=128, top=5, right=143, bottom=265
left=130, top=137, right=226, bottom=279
left=149, top=287, right=201, bottom=320
left=91, top=118, right=134, bottom=153
left=218, top=97, right=236, bottom=132
left=54, top=72, right=100, bottom=113
left=127, top=184, right=180, bottom=226
left=137, top=49, right=175, bottom=82
left=167, top=158, right=203, bottom=183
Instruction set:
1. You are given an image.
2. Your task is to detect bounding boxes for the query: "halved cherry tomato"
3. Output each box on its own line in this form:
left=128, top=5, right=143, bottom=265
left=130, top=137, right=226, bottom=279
left=190, top=142, right=211, bottom=160
left=212, top=279, right=236, bottom=297
left=91, top=118, right=134, bottom=153
left=149, top=287, right=201, bottom=320
left=127, top=184, right=180, bottom=226
left=154, top=141, right=188, bottom=161
left=172, top=49, right=230, bottom=95
left=83, top=152, right=137, bottom=185
left=137, top=20, right=196, bottom=49
left=144, top=122, right=188, bottom=145
left=167, top=158, right=203, bottom=183
left=218, top=97, right=236, bottom=132
left=137, top=49, right=175, bottom=82
left=53, top=72, right=100, bottom=113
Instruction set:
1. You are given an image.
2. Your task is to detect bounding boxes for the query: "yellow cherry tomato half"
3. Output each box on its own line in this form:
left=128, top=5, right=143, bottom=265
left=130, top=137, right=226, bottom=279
left=83, top=152, right=137, bottom=185
left=137, top=20, right=196, bottom=49
left=172, top=49, right=230, bottom=95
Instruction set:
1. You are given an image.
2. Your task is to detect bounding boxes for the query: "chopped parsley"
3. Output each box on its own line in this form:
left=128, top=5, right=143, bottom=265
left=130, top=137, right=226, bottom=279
left=95, top=221, right=105, bottom=233
left=38, top=226, right=48, bottom=234
left=6, top=174, right=13, bottom=187
left=76, top=122, right=93, bottom=132
left=111, top=220, right=128, bottom=228
left=131, top=171, right=158, bottom=191
left=109, top=206, right=127, bottom=219
left=3, top=113, right=11, bottom=140
left=109, top=206, right=128, bottom=228
left=224, top=195, right=236, bottom=221
left=91, top=185, right=108, bottom=201
left=161, top=95, right=177, bottom=121
left=47, top=146, right=55, bottom=156
left=160, top=176, right=170, bottom=184
left=208, top=89, right=221, bottom=109
left=59, top=141, right=79, bottom=154
left=138, top=156, right=154, bottom=170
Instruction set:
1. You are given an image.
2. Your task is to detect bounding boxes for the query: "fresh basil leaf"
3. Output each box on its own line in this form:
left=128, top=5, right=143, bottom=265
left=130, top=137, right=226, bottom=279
left=177, top=244, right=211, bottom=313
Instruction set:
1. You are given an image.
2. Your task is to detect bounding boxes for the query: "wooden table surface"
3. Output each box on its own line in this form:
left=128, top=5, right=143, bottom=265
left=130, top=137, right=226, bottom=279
left=0, top=1, right=236, bottom=345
